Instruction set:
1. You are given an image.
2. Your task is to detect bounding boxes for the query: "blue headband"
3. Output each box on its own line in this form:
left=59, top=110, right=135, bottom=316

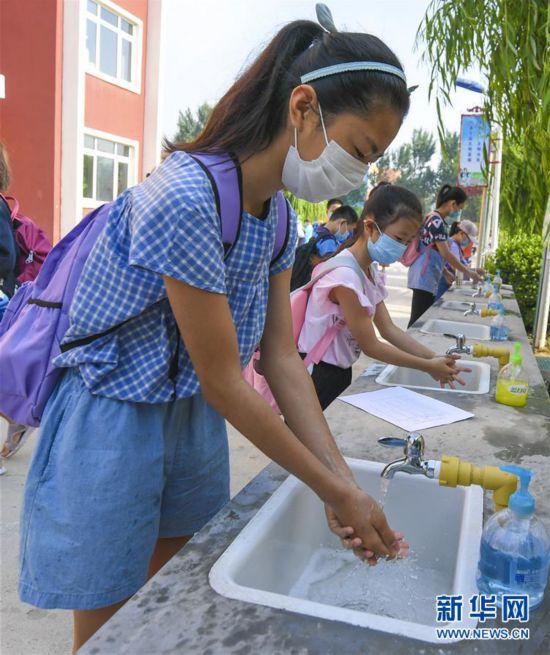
left=301, top=61, right=407, bottom=85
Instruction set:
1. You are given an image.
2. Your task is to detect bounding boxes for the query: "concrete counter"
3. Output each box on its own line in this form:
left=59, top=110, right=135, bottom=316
left=81, top=286, right=550, bottom=655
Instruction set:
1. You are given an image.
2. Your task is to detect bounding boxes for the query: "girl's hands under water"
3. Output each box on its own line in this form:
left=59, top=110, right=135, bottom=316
left=426, top=355, right=472, bottom=389
left=325, top=489, right=409, bottom=565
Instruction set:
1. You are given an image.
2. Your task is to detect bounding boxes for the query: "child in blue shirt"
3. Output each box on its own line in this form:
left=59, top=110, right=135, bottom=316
left=20, top=9, right=413, bottom=650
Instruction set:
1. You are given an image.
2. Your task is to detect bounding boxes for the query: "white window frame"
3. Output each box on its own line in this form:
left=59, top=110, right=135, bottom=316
left=82, top=128, right=139, bottom=207
left=85, top=0, right=142, bottom=94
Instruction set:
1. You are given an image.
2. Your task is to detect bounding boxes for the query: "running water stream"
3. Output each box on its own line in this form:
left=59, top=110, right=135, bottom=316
left=288, top=477, right=447, bottom=625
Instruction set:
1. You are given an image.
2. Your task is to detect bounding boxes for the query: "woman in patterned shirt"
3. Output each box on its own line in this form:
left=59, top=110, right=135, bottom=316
left=407, top=185, right=482, bottom=326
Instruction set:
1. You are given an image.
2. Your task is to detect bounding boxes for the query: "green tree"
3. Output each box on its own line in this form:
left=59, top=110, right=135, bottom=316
left=342, top=182, right=368, bottom=211
left=435, top=131, right=459, bottom=189
left=392, top=129, right=437, bottom=207
left=284, top=192, right=327, bottom=222
left=173, top=102, right=213, bottom=144
left=369, top=129, right=438, bottom=209
left=418, top=0, right=550, bottom=235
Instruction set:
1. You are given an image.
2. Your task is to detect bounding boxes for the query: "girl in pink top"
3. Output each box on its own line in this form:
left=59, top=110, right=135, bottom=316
left=298, top=185, right=469, bottom=409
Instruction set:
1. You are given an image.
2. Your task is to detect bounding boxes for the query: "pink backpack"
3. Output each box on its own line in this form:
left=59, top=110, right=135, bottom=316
left=2, top=195, right=52, bottom=284
left=400, top=211, right=440, bottom=274
left=243, top=257, right=365, bottom=413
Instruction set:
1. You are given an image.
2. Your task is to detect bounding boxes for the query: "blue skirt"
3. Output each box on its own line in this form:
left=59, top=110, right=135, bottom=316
left=19, top=367, right=229, bottom=609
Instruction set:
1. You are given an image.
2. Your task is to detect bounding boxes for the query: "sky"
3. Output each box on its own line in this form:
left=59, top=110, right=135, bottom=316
left=160, top=0, right=484, bottom=155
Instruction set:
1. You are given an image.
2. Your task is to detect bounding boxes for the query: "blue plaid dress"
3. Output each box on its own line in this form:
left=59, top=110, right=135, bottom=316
left=54, top=152, right=297, bottom=402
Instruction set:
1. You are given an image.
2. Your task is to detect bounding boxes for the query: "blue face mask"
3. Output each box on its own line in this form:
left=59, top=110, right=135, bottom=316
left=335, top=232, right=347, bottom=244
left=367, top=224, right=407, bottom=265
left=449, top=209, right=462, bottom=220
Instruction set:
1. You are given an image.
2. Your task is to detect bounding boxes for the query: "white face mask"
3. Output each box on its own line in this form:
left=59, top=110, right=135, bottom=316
left=282, top=105, right=369, bottom=203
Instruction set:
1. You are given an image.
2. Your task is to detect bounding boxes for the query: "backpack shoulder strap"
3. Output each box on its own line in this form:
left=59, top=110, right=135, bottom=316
left=305, top=255, right=366, bottom=291
left=271, top=193, right=290, bottom=264
left=1, top=194, right=20, bottom=220
left=298, top=256, right=366, bottom=367
left=190, top=154, right=291, bottom=266
left=188, top=152, right=243, bottom=259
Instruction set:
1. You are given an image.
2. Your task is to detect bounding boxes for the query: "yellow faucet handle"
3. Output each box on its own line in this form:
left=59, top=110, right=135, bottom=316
left=471, top=343, right=511, bottom=368
left=439, top=455, right=517, bottom=511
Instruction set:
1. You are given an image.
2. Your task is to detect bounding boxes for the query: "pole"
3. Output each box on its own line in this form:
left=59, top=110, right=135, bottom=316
left=533, top=196, right=550, bottom=350
left=476, top=187, right=488, bottom=269
left=487, top=130, right=503, bottom=253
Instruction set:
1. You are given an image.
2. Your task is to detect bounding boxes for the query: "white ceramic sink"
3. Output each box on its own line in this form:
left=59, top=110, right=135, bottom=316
left=376, top=361, right=491, bottom=394
left=421, top=319, right=491, bottom=341
left=441, top=300, right=488, bottom=311
left=210, top=459, right=483, bottom=643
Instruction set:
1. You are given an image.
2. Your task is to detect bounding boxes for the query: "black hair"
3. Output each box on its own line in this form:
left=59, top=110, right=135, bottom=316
left=436, top=184, right=468, bottom=208
left=329, top=204, right=358, bottom=225
left=320, top=185, right=422, bottom=261
left=368, top=180, right=391, bottom=199
left=449, top=221, right=461, bottom=237
left=327, top=198, right=343, bottom=209
left=0, top=142, right=10, bottom=192
left=361, top=185, right=422, bottom=230
left=164, top=20, right=409, bottom=157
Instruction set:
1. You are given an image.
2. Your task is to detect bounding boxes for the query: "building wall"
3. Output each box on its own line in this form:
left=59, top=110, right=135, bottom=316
left=82, top=0, right=148, bottom=217
left=0, top=0, right=64, bottom=243
left=84, top=0, right=148, bottom=176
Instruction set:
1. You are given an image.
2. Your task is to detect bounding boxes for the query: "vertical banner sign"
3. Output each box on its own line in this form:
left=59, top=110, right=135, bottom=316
left=458, top=114, right=490, bottom=193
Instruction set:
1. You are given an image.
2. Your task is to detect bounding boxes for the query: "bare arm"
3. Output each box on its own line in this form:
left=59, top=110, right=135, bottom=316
left=333, top=286, right=435, bottom=372
left=436, top=241, right=481, bottom=282
left=333, top=286, right=463, bottom=383
left=259, top=270, right=353, bottom=483
left=164, top=275, right=400, bottom=559
left=373, top=301, right=435, bottom=358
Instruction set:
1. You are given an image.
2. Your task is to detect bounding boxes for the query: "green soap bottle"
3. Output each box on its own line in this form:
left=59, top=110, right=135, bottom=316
left=495, top=342, right=529, bottom=407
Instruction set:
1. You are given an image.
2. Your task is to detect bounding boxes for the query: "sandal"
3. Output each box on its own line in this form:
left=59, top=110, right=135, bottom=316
left=1, top=423, right=31, bottom=459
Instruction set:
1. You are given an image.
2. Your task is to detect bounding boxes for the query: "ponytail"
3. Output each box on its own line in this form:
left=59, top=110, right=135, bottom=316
left=164, top=19, right=409, bottom=157
left=436, top=184, right=467, bottom=208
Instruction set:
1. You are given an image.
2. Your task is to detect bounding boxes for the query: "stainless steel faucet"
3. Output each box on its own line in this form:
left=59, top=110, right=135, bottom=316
left=445, top=333, right=474, bottom=356
left=472, top=285, right=484, bottom=298
left=378, top=433, right=439, bottom=479
left=463, top=302, right=480, bottom=317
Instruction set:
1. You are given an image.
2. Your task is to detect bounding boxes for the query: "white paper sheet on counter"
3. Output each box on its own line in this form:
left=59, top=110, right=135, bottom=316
left=338, top=386, right=474, bottom=431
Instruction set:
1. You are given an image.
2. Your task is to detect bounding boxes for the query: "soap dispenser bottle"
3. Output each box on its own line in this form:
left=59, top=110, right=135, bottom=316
left=488, top=284, right=504, bottom=312
left=490, top=309, right=509, bottom=342
left=493, top=270, right=503, bottom=292
left=495, top=342, right=529, bottom=406
left=483, top=275, right=493, bottom=297
left=477, top=466, right=550, bottom=609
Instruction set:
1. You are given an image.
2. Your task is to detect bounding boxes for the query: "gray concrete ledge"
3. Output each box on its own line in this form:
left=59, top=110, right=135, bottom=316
left=81, top=287, right=550, bottom=655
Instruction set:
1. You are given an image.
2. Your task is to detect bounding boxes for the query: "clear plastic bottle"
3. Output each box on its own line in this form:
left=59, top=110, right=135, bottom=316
left=488, top=284, right=504, bottom=312
left=477, top=466, right=550, bottom=609
left=493, top=269, right=503, bottom=292
left=482, top=275, right=493, bottom=298
left=490, top=309, right=509, bottom=341
left=495, top=342, right=529, bottom=407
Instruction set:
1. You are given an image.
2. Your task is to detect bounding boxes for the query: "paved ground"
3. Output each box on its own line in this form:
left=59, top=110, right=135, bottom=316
left=0, top=264, right=412, bottom=655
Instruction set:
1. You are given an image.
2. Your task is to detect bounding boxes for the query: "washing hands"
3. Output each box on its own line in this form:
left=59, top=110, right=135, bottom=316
left=426, top=354, right=471, bottom=389
left=324, top=488, right=409, bottom=566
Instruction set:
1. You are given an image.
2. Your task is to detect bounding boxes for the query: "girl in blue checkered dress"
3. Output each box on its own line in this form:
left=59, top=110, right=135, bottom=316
left=20, top=11, right=414, bottom=650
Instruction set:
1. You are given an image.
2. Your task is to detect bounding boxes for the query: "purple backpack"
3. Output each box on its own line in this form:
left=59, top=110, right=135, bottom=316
left=0, top=153, right=290, bottom=426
